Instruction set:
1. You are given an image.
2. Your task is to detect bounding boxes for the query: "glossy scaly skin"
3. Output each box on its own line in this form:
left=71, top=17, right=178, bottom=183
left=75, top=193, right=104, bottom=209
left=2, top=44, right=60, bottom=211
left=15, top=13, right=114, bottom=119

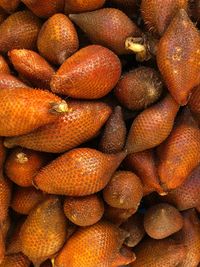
left=65, top=0, right=105, bottom=13
left=51, top=45, right=121, bottom=99
left=34, top=148, right=126, bottom=196
left=157, top=9, right=200, bottom=105
left=4, top=101, right=112, bottom=153
left=0, top=11, right=41, bottom=53
left=0, top=0, right=20, bottom=14
left=69, top=8, right=141, bottom=55
left=0, top=253, right=30, bottom=267
left=0, top=74, right=30, bottom=89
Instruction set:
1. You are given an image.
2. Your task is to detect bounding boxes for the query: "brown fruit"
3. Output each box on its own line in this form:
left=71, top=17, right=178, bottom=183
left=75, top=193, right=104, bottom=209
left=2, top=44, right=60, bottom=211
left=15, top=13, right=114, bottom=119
left=103, top=171, right=143, bottom=209
left=188, top=85, right=200, bottom=124
left=63, top=194, right=104, bottom=226
left=69, top=8, right=141, bottom=55
left=55, top=221, right=136, bottom=267
left=21, top=0, right=64, bottom=18
left=0, top=172, right=11, bottom=223
left=99, top=106, right=127, bottom=153
left=11, top=187, right=45, bottom=214
left=0, top=87, right=68, bottom=136
left=157, top=9, right=200, bottom=105
left=158, top=108, right=200, bottom=191
left=125, top=94, right=179, bottom=153
left=144, top=203, right=183, bottom=239
left=130, top=238, right=186, bottom=267
left=0, top=11, right=41, bottom=53
left=65, top=0, right=105, bottom=13
left=115, top=67, right=163, bottom=110
left=0, top=74, right=30, bottom=89
left=0, top=56, right=10, bottom=74
left=34, top=148, right=126, bottom=196
left=9, top=49, right=55, bottom=90
left=4, top=101, right=111, bottom=153
left=37, top=14, right=78, bottom=65
left=0, top=0, right=20, bottom=14
left=20, top=197, right=67, bottom=265
left=121, top=214, right=145, bottom=247
left=5, top=148, right=46, bottom=187
left=50, top=45, right=121, bottom=99
left=0, top=138, right=6, bottom=169
left=0, top=253, right=30, bottom=267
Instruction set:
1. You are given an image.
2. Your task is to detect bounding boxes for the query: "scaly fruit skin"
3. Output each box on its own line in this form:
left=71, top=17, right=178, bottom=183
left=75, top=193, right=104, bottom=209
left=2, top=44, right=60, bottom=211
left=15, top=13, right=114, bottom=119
left=125, top=94, right=179, bottom=153
left=188, top=85, right=200, bottom=124
left=4, top=101, right=112, bottom=153
left=64, top=194, right=104, bottom=226
left=0, top=11, right=41, bottom=53
left=161, top=164, right=200, bottom=210
left=158, top=108, right=200, bottom=191
left=51, top=45, right=121, bottom=99
left=69, top=8, right=141, bottom=55
left=9, top=49, right=54, bottom=90
left=0, top=0, right=20, bottom=14
left=141, top=0, right=188, bottom=36
left=99, top=106, right=127, bottom=153
left=0, top=172, right=11, bottom=223
left=55, top=221, right=135, bottom=267
left=65, top=0, right=105, bottom=13
left=0, top=253, right=30, bottom=267
left=0, top=56, right=10, bottom=74
left=34, top=148, right=126, bottom=196
left=20, top=197, right=67, bottom=265
left=157, top=9, right=200, bottom=105
left=37, top=14, right=79, bottom=65
left=21, top=0, right=64, bottom=18
left=130, top=238, right=186, bottom=267
left=115, top=67, right=163, bottom=110
left=0, top=74, right=30, bottom=89
left=0, top=87, right=68, bottom=136
left=0, top=139, right=6, bottom=169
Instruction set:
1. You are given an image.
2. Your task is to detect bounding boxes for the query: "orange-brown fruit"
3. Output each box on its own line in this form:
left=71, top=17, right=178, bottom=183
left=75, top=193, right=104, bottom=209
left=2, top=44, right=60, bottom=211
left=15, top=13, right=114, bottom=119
left=4, top=101, right=111, bottom=153
left=141, top=0, right=188, bottom=36
left=20, top=197, right=67, bottom=265
left=115, top=67, right=163, bottom=110
left=0, top=139, right=6, bottom=169
left=9, top=49, right=55, bottom=90
left=0, top=56, right=10, bottom=74
left=188, top=85, right=200, bottom=124
left=65, top=0, right=105, bottom=13
left=130, top=238, right=186, bottom=267
left=121, top=214, right=145, bottom=247
left=124, top=150, right=164, bottom=195
left=0, top=11, right=41, bottom=53
left=21, top=0, right=64, bottom=18
left=0, top=9, right=7, bottom=24
left=173, top=209, right=200, bottom=267
left=0, top=74, right=30, bottom=89
left=157, top=9, right=200, bottom=105
left=161, top=164, right=200, bottom=210
left=37, top=13, right=79, bottom=65
left=34, top=148, right=126, bottom=196
left=5, top=148, right=46, bottom=187
left=55, top=221, right=136, bottom=267
left=69, top=8, right=141, bottom=55
left=11, top=187, right=45, bottom=215
left=99, top=106, right=126, bottom=153
left=125, top=94, right=179, bottom=154
left=50, top=45, right=121, bottom=99
left=157, top=108, right=200, bottom=191
left=0, top=253, right=30, bottom=267
left=0, top=0, right=20, bottom=14
left=0, top=87, right=69, bottom=136
left=63, top=194, right=104, bottom=226
left=144, top=203, right=183, bottom=239
left=0, top=172, right=11, bottom=223
left=103, top=171, right=143, bottom=210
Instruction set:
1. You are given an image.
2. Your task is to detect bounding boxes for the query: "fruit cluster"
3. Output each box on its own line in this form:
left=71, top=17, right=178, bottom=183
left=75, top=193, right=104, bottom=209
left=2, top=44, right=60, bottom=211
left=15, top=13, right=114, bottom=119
left=0, top=0, right=199, bottom=266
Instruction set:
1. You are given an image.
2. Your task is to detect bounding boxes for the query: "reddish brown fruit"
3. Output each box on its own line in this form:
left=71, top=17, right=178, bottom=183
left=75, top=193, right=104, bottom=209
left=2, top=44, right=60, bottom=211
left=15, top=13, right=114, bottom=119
left=4, top=101, right=111, bottom=153
left=0, top=56, right=10, bottom=74
left=11, top=187, right=45, bottom=214
left=55, top=221, right=136, bottom=267
left=130, top=238, right=186, bottom=267
left=121, top=214, right=145, bottom=247
left=0, top=11, right=41, bottom=53
left=144, top=203, right=183, bottom=239
left=37, top=14, right=78, bottom=65
left=125, top=94, right=179, bottom=153
left=0, top=88, right=68, bottom=136
left=157, top=9, right=200, bottom=105
left=99, top=106, right=126, bottom=153
left=34, top=148, right=126, bottom=196
left=103, top=171, right=143, bottom=209
left=0, top=172, right=11, bottom=223
left=21, top=0, right=64, bottom=18
left=158, top=108, right=200, bottom=191
left=65, top=0, right=105, bottom=13
left=188, top=85, right=200, bottom=124
left=69, top=8, right=141, bottom=55
left=20, top=197, right=67, bottom=265
left=115, top=67, right=163, bottom=110
left=50, top=45, right=121, bottom=99
left=63, top=194, right=104, bottom=226
left=0, top=0, right=20, bottom=14
left=0, top=139, right=6, bottom=169
left=0, top=253, right=30, bottom=267
left=0, top=9, right=7, bottom=24
left=0, top=74, right=30, bottom=89
left=9, top=49, right=55, bottom=90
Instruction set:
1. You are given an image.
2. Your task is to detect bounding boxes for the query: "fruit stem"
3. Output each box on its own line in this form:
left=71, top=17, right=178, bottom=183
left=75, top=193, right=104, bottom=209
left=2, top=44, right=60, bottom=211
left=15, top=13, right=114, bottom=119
left=50, top=100, right=69, bottom=114
left=16, top=152, right=28, bottom=164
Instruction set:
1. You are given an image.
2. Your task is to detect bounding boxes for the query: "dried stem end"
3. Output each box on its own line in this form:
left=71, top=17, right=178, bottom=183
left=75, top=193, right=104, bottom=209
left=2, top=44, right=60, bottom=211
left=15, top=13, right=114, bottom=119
left=16, top=152, right=28, bottom=164
left=50, top=100, right=69, bottom=114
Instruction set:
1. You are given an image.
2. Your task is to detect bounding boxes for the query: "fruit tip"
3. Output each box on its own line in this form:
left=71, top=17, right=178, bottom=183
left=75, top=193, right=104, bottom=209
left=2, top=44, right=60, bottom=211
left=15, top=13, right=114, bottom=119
left=16, top=152, right=28, bottom=164
left=50, top=100, right=69, bottom=114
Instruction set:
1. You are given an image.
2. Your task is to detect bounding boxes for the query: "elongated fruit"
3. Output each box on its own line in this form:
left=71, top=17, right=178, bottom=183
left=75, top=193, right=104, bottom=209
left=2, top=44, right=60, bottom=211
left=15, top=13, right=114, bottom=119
left=0, top=74, right=29, bottom=89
